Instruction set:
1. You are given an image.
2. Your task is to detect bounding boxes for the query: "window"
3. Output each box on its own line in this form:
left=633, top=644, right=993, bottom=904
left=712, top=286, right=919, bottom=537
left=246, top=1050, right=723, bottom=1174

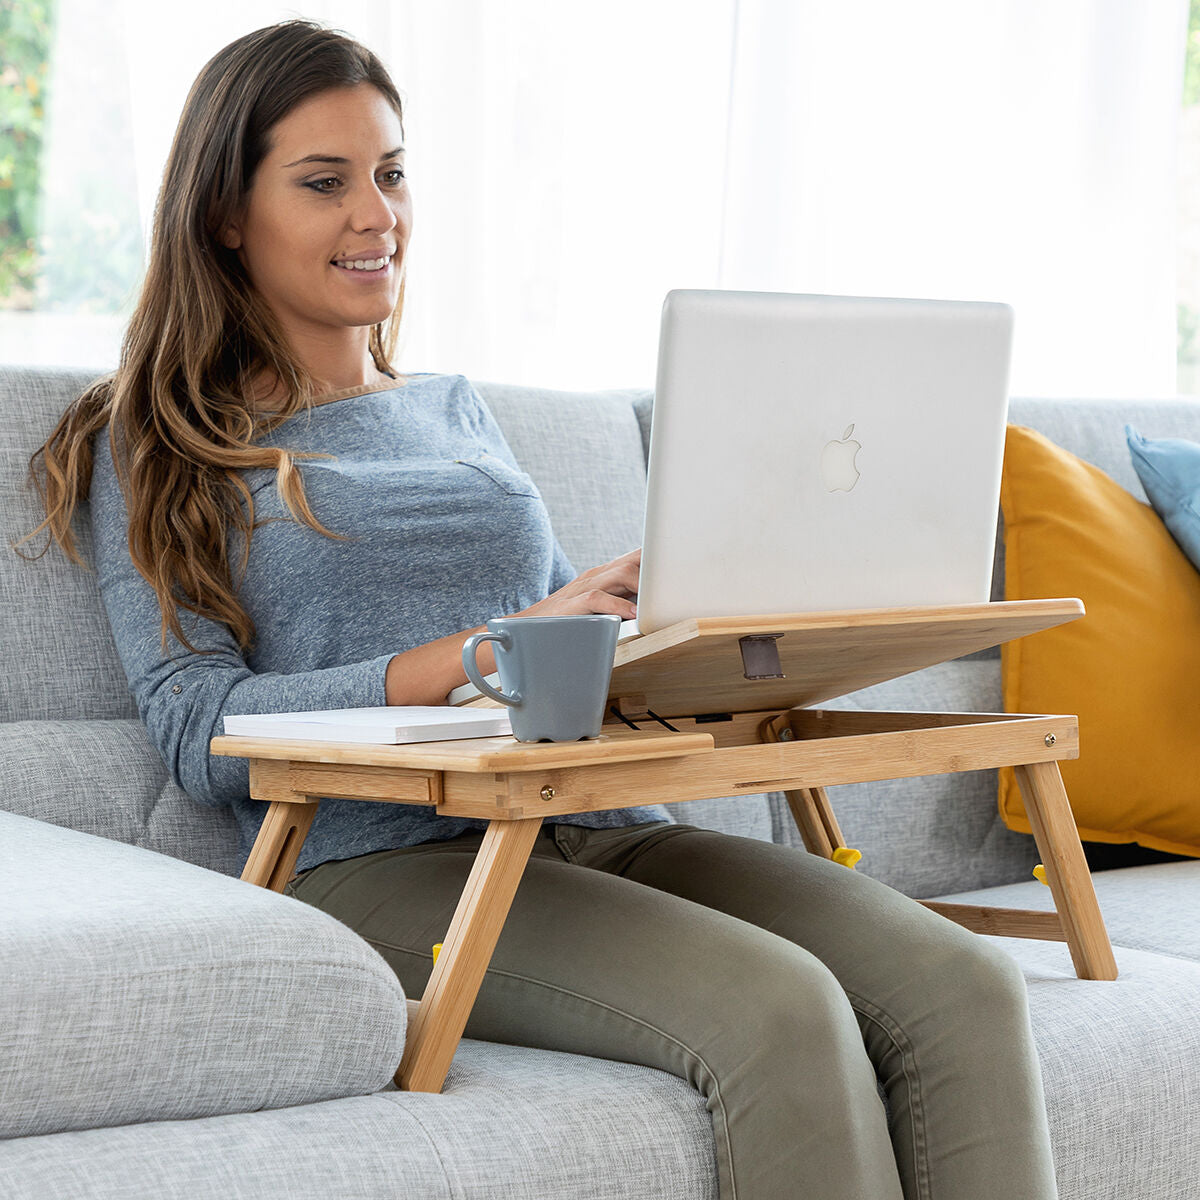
left=1180, top=0, right=1200, bottom=395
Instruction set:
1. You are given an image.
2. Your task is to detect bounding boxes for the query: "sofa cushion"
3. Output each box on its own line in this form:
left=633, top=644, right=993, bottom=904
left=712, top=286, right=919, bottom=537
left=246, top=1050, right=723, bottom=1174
left=998, top=424, right=1200, bottom=858
left=0, top=1040, right=716, bottom=1200
left=926, top=864, right=1200, bottom=1200
left=0, top=719, right=241, bottom=874
left=0, top=810, right=407, bottom=1138
left=1004, top=937, right=1200, bottom=1200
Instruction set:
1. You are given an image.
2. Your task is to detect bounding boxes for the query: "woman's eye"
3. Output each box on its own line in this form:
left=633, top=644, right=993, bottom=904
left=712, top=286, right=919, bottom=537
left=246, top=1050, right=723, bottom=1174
left=380, top=168, right=407, bottom=186
left=305, top=177, right=342, bottom=193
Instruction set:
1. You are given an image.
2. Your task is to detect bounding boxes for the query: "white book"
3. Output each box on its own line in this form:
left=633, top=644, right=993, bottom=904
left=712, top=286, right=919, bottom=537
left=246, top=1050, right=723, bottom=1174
left=223, top=705, right=512, bottom=744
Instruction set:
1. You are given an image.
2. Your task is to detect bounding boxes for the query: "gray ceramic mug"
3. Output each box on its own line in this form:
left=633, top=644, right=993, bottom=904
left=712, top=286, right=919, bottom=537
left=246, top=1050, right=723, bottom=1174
left=461, top=614, right=622, bottom=742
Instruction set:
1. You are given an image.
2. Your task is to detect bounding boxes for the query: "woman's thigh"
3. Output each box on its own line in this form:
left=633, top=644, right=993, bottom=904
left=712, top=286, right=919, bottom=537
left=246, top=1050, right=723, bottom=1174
left=289, top=827, right=904, bottom=1200
left=585, top=823, right=1056, bottom=1200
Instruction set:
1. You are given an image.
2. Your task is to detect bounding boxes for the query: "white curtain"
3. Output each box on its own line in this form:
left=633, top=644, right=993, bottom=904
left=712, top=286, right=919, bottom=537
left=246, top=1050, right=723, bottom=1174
left=9, top=0, right=1188, bottom=397
left=719, top=0, right=1188, bottom=397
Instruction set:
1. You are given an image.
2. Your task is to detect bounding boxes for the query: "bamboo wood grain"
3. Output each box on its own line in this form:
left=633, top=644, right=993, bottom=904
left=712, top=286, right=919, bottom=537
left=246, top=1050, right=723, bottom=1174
left=1014, top=762, right=1118, bottom=980
left=606, top=600, right=1084, bottom=718
left=919, top=902, right=1067, bottom=941
left=248, top=758, right=441, bottom=806
left=758, top=713, right=845, bottom=858
left=397, top=816, right=544, bottom=1092
left=248, top=759, right=318, bottom=804
left=240, top=801, right=318, bottom=891
left=783, top=789, right=838, bottom=857
left=437, top=715, right=1079, bottom=821
left=212, top=727, right=713, bottom=772
left=785, top=709, right=1037, bottom=738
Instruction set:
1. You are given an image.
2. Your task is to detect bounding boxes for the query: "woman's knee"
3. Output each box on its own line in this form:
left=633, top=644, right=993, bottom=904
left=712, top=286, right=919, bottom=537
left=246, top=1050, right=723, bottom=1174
left=935, top=927, right=1029, bottom=1011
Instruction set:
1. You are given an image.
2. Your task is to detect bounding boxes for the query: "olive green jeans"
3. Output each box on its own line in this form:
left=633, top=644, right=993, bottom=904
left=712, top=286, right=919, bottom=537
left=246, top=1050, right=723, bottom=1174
left=288, top=822, right=1057, bottom=1200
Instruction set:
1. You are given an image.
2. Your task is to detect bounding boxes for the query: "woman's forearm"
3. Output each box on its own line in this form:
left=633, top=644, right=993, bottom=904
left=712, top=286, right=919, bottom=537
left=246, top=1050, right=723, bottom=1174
left=385, top=627, right=496, bottom=706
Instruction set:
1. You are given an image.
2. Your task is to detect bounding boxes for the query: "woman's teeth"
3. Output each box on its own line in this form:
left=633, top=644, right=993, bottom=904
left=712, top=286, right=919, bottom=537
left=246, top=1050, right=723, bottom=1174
left=336, top=256, right=389, bottom=271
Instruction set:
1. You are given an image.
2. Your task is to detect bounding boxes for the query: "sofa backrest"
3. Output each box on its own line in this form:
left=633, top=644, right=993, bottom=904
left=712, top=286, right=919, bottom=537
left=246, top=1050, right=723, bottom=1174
left=0, top=369, right=653, bottom=727
left=1, top=367, right=139, bottom=724
left=5, top=364, right=1200, bottom=892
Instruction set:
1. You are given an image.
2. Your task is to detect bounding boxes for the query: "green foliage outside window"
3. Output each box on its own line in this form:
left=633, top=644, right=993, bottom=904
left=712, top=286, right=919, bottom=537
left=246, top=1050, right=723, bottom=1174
left=1186, top=0, right=1200, bottom=107
left=0, top=0, right=53, bottom=309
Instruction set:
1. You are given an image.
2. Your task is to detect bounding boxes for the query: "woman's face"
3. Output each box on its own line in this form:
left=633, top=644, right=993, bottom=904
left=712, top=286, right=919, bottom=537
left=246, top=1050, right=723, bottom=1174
left=222, top=83, right=411, bottom=353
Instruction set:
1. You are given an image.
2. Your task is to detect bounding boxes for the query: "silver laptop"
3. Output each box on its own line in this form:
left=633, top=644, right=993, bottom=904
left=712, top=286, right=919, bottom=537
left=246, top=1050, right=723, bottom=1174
left=633, top=289, right=1013, bottom=634
left=449, top=289, right=1012, bottom=702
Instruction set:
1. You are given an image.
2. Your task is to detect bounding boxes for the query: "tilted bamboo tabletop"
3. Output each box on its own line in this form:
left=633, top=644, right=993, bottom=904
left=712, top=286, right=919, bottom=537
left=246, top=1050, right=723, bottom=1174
left=212, top=599, right=1116, bottom=1094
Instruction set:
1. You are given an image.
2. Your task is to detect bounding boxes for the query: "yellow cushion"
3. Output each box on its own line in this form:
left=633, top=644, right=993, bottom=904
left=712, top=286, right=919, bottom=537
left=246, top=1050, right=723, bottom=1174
left=999, top=424, right=1200, bottom=857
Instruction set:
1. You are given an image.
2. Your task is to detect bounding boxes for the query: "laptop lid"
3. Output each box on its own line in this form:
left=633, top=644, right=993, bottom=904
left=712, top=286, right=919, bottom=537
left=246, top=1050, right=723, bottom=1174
left=634, top=289, right=1014, bottom=634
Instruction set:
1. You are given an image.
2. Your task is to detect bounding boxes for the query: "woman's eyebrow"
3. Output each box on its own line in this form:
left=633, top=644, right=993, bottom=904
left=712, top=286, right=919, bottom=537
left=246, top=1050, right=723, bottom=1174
left=282, top=147, right=406, bottom=169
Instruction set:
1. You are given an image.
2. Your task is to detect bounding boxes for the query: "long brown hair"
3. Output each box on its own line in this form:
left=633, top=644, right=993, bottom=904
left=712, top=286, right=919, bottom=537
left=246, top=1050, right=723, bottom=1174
left=17, top=20, right=407, bottom=654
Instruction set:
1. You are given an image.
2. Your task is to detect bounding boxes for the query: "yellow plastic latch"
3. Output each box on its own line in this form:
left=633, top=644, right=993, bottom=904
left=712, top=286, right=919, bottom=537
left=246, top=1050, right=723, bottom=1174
left=432, top=942, right=444, bottom=964
left=832, top=847, right=862, bottom=870
left=1033, top=865, right=1049, bottom=886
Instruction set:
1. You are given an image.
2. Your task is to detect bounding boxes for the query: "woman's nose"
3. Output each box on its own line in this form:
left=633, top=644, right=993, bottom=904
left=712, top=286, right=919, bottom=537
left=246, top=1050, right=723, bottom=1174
left=350, top=182, right=398, bottom=234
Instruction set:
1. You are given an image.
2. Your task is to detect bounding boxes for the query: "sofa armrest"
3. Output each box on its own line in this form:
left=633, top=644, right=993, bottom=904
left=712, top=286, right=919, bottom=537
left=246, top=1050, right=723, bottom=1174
left=0, top=811, right=406, bottom=1138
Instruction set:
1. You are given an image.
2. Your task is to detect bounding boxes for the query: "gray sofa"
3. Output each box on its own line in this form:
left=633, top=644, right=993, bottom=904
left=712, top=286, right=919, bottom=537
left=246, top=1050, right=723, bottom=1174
left=3, top=364, right=1200, bottom=1200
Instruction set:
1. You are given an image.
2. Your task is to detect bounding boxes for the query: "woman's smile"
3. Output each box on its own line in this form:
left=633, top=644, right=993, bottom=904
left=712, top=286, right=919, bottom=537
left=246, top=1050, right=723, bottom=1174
left=332, top=253, right=394, bottom=273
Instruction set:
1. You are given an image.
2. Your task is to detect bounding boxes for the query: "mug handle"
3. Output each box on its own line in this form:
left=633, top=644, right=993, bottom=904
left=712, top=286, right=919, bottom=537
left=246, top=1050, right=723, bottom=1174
left=461, top=631, right=519, bottom=707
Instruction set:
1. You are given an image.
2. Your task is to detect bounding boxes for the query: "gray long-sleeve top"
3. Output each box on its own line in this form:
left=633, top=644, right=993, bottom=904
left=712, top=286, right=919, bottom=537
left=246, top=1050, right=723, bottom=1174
left=90, top=374, right=671, bottom=871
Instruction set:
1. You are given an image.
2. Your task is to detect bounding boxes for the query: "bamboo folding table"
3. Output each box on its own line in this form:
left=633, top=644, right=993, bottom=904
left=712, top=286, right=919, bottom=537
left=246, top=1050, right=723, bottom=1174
left=211, top=598, right=1117, bottom=1096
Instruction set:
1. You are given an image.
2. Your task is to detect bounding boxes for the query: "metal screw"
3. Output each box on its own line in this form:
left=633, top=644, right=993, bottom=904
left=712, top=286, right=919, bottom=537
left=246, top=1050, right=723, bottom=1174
left=779, top=728, right=796, bottom=742
left=540, top=786, right=556, bottom=802
left=1044, top=733, right=1056, bottom=747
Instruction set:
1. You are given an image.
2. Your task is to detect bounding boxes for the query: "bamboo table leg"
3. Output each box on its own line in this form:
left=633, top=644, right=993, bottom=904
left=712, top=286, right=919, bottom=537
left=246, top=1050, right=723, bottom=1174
left=240, top=800, right=319, bottom=891
left=759, top=715, right=858, bottom=865
left=1014, top=761, right=1117, bottom=981
left=784, top=786, right=846, bottom=860
left=397, top=815, right=544, bottom=1093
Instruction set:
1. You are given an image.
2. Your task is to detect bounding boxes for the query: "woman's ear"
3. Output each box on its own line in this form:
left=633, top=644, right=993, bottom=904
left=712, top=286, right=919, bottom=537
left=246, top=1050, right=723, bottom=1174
left=221, top=225, right=243, bottom=250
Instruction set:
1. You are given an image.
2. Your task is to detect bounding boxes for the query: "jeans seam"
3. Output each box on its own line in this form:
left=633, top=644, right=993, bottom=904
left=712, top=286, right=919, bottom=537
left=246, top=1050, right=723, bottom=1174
left=551, top=824, right=582, bottom=865
left=369, top=941, right=738, bottom=1200
left=847, top=988, right=931, bottom=1200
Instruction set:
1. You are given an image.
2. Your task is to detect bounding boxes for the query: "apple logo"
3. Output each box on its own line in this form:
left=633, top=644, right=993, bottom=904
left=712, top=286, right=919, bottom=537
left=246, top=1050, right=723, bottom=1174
left=820, top=424, right=862, bottom=493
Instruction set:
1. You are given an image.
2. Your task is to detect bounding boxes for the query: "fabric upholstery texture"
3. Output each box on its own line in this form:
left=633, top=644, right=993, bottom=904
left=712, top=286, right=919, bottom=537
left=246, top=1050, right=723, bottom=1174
left=998, top=424, right=1200, bottom=857
left=1127, top=424, right=1200, bottom=571
left=0, top=367, right=138, bottom=725
left=990, top=396, right=1200, bottom=610
left=935, top=859, right=1200, bottom=964
left=999, top=939, right=1200, bottom=1200
left=476, top=381, right=648, bottom=572
left=0, top=1040, right=717, bottom=1200
left=933, top=866, right=1200, bottom=1200
left=0, top=718, right=241, bottom=874
left=0, top=810, right=407, bottom=1138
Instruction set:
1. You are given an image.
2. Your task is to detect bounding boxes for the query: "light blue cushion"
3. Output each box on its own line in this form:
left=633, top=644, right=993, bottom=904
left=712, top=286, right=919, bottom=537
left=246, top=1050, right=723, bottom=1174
left=1126, top=424, right=1200, bottom=570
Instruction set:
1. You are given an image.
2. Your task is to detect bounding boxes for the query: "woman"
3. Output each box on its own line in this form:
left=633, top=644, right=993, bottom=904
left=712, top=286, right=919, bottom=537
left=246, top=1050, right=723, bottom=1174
left=23, top=21, right=1058, bottom=1200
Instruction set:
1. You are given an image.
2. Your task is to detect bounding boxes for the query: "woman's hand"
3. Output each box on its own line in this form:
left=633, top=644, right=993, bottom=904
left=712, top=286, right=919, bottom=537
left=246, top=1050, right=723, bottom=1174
left=384, top=549, right=641, bottom=706
left=513, top=548, right=640, bottom=621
